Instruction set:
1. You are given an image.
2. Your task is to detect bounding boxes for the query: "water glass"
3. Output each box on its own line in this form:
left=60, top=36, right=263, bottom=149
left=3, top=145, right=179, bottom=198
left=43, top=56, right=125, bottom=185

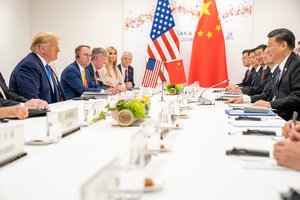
left=46, top=112, right=62, bottom=139
left=107, top=150, right=144, bottom=200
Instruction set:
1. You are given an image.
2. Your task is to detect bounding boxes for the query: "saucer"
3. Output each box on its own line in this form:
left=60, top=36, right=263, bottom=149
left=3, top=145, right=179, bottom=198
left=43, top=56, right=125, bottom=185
left=26, top=138, right=59, bottom=145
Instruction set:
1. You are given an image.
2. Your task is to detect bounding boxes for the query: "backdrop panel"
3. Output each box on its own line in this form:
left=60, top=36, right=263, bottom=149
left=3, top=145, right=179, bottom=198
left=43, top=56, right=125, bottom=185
left=123, top=0, right=253, bottom=86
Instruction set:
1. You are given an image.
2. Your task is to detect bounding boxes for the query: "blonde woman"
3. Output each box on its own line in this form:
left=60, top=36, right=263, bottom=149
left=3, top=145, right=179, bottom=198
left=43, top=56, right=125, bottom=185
left=99, top=46, right=126, bottom=91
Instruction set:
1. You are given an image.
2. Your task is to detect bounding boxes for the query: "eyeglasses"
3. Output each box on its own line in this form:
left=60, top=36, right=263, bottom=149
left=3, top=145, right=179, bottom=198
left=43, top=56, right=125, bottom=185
left=81, top=53, right=92, bottom=57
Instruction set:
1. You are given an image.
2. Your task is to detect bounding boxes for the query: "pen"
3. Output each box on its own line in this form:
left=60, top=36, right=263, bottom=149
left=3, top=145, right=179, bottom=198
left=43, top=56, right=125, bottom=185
left=291, top=111, right=298, bottom=128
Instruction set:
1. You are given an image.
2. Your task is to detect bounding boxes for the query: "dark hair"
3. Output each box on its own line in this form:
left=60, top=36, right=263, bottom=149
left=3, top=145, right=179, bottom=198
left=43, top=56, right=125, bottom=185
left=249, top=48, right=256, bottom=55
left=298, top=41, right=300, bottom=45
left=75, top=45, right=90, bottom=58
left=255, top=44, right=267, bottom=51
left=267, top=28, right=295, bottom=49
left=242, top=49, right=250, bottom=55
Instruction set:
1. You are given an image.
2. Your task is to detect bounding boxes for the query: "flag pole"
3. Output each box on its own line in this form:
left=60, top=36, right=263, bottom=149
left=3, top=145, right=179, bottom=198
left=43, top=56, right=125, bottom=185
left=160, top=65, right=165, bottom=102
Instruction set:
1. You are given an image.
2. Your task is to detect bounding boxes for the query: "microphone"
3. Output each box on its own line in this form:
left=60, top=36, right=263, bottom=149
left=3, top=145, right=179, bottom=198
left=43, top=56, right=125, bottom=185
left=198, top=79, right=229, bottom=105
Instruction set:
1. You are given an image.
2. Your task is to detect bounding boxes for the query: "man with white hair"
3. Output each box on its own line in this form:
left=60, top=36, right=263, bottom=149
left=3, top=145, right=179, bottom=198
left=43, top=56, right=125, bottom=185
left=118, top=51, right=135, bottom=89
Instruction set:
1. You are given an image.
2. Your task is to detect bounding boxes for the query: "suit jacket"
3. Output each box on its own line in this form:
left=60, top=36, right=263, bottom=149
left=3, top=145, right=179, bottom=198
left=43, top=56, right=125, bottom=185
left=250, top=66, right=279, bottom=103
left=270, top=53, right=300, bottom=120
left=9, top=53, right=63, bottom=104
left=118, top=64, right=135, bottom=88
left=86, top=64, right=109, bottom=89
left=0, top=72, right=28, bottom=102
left=237, top=67, right=256, bottom=87
left=242, top=66, right=271, bottom=95
left=250, top=53, right=300, bottom=120
left=61, top=61, right=103, bottom=100
left=0, top=98, right=19, bottom=107
left=237, top=68, right=250, bottom=87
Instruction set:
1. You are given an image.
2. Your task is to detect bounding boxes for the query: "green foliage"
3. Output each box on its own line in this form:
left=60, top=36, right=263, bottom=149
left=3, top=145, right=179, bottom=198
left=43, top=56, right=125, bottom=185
left=165, top=83, right=184, bottom=94
left=99, top=111, right=106, bottom=120
left=105, top=96, right=151, bottom=119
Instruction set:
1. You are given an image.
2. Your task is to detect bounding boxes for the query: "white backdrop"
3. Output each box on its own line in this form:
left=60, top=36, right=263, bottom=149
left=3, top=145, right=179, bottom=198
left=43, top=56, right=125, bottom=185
left=123, top=0, right=253, bottom=86
left=1, top=0, right=300, bottom=86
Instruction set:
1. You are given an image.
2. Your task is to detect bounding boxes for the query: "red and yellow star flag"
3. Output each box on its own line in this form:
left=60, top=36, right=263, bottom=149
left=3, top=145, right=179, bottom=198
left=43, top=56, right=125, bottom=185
left=188, top=0, right=228, bottom=87
left=165, top=59, right=186, bottom=85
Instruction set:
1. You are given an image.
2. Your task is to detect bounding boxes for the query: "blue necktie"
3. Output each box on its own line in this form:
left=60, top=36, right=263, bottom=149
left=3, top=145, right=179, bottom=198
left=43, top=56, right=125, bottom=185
left=45, top=64, right=54, bottom=91
left=272, top=67, right=281, bottom=100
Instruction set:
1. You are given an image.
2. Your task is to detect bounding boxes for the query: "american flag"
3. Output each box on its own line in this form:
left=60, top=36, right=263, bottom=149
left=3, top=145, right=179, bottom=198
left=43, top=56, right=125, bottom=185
left=142, top=0, right=183, bottom=87
left=142, top=58, right=163, bottom=88
left=148, top=0, right=180, bottom=60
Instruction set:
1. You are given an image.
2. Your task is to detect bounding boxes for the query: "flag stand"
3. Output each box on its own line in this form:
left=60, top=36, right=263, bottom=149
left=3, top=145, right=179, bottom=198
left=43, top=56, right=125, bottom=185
left=160, top=65, right=165, bottom=102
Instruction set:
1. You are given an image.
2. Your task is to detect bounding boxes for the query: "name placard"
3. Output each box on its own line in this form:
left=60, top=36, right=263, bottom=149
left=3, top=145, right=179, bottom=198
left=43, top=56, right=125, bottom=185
left=57, top=107, right=79, bottom=137
left=48, top=107, right=79, bottom=138
left=0, top=125, right=25, bottom=166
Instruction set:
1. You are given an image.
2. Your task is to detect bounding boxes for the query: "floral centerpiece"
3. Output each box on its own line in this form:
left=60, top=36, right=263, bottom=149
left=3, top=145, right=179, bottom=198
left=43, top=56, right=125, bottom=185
left=166, top=83, right=184, bottom=95
left=105, top=95, right=151, bottom=126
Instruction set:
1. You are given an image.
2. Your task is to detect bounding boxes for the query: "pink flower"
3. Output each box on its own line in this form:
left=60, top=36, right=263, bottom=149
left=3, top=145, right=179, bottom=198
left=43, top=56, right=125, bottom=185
left=111, top=110, right=118, bottom=119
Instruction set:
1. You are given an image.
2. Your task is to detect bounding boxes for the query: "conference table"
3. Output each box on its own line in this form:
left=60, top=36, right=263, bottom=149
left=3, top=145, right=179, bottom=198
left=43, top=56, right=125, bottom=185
left=0, top=89, right=300, bottom=200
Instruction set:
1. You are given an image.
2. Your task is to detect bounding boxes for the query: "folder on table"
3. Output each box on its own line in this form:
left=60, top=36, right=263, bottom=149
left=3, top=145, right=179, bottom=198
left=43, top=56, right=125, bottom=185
left=225, top=109, right=276, bottom=116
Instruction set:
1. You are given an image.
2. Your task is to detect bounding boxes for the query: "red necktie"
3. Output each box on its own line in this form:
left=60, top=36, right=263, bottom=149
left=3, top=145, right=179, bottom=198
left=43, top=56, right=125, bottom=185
left=245, top=69, right=250, bottom=81
left=95, top=70, right=100, bottom=86
left=125, top=69, right=128, bottom=82
left=262, top=69, right=266, bottom=78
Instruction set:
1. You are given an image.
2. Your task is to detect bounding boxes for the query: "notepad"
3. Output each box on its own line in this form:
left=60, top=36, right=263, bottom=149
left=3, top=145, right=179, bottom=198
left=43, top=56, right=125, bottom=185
left=229, top=119, right=285, bottom=128
left=225, top=109, right=276, bottom=116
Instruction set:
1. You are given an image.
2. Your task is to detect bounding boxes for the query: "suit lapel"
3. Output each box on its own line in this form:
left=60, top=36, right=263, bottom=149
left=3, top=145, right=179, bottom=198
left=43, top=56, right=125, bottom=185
left=278, top=53, right=294, bottom=85
left=32, top=53, right=54, bottom=94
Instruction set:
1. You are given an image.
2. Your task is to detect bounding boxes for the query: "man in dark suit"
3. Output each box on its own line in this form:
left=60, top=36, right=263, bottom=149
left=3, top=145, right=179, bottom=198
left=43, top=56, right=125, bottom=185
left=86, top=48, right=116, bottom=94
left=232, top=45, right=271, bottom=95
left=237, top=49, right=251, bottom=87
left=226, top=49, right=256, bottom=91
left=0, top=72, right=48, bottom=108
left=296, top=41, right=300, bottom=56
left=227, top=28, right=300, bottom=120
left=118, top=51, right=135, bottom=89
left=9, top=32, right=64, bottom=104
left=251, top=28, right=300, bottom=120
left=61, top=45, right=110, bottom=100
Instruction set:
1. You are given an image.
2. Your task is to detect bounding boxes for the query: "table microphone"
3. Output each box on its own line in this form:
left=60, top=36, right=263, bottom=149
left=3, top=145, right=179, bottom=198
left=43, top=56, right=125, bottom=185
left=198, top=79, right=230, bottom=105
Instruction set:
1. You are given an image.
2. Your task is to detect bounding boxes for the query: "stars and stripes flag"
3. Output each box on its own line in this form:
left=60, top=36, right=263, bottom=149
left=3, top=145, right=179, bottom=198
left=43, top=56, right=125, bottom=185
left=142, top=0, right=186, bottom=87
left=142, top=58, right=163, bottom=87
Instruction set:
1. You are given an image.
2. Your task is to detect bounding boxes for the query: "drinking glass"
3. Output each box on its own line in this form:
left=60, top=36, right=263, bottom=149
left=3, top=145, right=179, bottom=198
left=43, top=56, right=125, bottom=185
left=107, top=150, right=145, bottom=200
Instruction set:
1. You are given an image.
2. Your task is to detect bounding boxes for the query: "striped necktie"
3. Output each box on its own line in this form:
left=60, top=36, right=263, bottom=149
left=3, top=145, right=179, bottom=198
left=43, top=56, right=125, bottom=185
left=125, top=69, right=128, bottom=82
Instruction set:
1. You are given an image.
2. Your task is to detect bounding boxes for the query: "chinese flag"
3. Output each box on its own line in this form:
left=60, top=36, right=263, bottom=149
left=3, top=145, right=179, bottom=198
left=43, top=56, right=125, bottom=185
left=165, top=59, right=186, bottom=85
left=188, top=0, right=228, bottom=87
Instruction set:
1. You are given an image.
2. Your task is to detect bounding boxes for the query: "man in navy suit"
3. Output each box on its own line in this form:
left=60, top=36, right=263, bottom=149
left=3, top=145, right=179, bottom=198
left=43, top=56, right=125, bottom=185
left=118, top=51, right=135, bottom=89
left=9, top=32, right=64, bottom=104
left=61, top=45, right=109, bottom=100
left=0, top=72, right=48, bottom=109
